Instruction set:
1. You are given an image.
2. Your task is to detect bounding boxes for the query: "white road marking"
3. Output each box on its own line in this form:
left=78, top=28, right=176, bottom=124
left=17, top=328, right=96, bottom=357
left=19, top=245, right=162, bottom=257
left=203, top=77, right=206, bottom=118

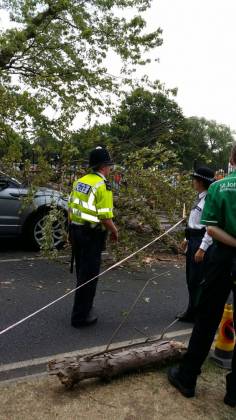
left=0, top=255, right=69, bottom=263
left=0, top=328, right=192, bottom=374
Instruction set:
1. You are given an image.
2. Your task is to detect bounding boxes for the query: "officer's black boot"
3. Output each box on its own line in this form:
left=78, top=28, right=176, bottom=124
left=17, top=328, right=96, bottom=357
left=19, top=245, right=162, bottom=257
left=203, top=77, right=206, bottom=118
left=71, top=308, right=98, bottom=328
left=168, top=366, right=197, bottom=398
left=224, top=373, right=236, bottom=407
left=177, top=310, right=195, bottom=323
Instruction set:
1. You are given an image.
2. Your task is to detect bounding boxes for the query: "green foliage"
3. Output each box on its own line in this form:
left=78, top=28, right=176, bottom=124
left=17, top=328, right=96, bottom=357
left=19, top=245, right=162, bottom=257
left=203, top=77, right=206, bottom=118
left=108, top=144, right=194, bottom=260
left=40, top=204, right=67, bottom=258
left=70, top=125, right=111, bottom=162
left=108, top=87, right=184, bottom=161
left=69, top=88, right=235, bottom=171
left=0, top=2, right=234, bottom=259
left=0, top=0, right=162, bottom=150
left=177, top=117, right=235, bottom=170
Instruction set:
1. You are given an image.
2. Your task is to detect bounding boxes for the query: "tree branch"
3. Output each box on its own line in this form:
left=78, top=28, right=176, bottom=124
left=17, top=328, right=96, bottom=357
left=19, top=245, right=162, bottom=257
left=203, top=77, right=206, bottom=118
left=0, top=3, right=67, bottom=69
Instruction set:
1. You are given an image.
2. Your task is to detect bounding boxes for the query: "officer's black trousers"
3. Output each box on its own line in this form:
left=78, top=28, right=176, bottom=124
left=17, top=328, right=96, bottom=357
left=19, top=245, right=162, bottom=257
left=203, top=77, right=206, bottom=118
left=185, top=236, right=211, bottom=315
left=180, top=243, right=236, bottom=386
left=71, top=224, right=106, bottom=323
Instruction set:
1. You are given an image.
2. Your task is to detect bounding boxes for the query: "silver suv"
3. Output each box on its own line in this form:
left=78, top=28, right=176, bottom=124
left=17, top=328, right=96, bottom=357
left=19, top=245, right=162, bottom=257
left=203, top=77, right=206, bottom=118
left=0, top=173, right=68, bottom=249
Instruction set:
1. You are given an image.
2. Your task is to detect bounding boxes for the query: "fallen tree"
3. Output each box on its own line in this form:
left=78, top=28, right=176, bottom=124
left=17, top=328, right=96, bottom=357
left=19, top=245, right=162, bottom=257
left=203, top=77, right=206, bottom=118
left=48, top=340, right=186, bottom=389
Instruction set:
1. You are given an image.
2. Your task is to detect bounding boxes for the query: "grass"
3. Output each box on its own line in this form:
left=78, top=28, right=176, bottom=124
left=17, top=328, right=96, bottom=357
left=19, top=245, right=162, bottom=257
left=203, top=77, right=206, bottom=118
left=0, top=361, right=235, bottom=420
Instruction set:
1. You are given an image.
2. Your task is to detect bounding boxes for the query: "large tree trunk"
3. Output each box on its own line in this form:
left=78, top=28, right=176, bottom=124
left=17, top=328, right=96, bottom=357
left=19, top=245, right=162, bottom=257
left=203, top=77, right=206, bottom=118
left=48, top=340, right=186, bottom=389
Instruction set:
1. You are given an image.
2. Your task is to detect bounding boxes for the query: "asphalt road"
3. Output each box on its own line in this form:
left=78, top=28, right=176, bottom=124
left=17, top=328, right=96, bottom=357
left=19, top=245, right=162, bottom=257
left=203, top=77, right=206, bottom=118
left=0, top=240, right=191, bottom=380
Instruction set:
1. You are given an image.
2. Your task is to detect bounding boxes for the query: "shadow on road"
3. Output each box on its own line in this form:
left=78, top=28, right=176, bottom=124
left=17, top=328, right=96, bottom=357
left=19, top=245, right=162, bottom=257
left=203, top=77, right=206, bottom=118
left=0, top=238, right=35, bottom=254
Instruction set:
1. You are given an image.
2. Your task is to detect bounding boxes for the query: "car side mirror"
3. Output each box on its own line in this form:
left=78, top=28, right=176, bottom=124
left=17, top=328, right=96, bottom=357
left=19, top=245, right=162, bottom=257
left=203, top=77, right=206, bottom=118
left=0, top=180, right=9, bottom=191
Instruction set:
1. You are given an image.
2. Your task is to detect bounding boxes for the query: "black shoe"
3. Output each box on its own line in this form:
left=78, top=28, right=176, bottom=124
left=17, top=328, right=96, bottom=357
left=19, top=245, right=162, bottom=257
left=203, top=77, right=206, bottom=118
left=224, top=374, right=236, bottom=407
left=224, top=394, right=236, bottom=407
left=177, top=311, right=195, bottom=323
left=71, top=313, right=98, bottom=328
left=168, top=367, right=196, bottom=398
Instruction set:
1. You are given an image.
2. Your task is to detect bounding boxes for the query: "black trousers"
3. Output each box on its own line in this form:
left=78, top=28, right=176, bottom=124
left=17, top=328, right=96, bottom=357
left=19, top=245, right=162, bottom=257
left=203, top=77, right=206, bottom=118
left=71, top=224, right=107, bottom=323
left=180, top=243, right=236, bottom=386
left=185, top=236, right=211, bottom=315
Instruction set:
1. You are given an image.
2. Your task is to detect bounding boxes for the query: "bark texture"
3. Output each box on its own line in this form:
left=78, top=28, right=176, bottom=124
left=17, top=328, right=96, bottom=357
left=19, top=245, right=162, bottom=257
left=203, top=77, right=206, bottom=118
left=48, top=340, right=186, bottom=388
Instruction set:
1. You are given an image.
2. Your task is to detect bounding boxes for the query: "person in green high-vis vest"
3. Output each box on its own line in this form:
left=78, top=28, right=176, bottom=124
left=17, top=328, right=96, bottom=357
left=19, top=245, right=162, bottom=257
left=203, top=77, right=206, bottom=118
left=168, top=143, right=236, bottom=408
left=68, top=147, right=118, bottom=327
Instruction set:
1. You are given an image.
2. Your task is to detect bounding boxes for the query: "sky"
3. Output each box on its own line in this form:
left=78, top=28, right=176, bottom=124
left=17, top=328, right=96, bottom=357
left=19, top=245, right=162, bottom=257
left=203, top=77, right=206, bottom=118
left=144, top=0, right=236, bottom=131
left=1, top=0, right=236, bottom=131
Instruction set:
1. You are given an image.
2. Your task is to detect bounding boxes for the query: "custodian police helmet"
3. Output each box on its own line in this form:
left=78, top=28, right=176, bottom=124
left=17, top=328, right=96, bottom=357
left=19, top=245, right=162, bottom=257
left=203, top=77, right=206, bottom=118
left=192, top=167, right=215, bottom=184
left=89, top=147, right=113, bottom=168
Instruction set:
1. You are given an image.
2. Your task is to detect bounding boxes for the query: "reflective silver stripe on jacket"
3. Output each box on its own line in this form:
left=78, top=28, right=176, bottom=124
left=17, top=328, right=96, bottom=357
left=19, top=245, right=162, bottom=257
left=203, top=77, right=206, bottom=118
left=98, top=208, right=113, bottom=213
left=72, top=208, right=100, bottom=223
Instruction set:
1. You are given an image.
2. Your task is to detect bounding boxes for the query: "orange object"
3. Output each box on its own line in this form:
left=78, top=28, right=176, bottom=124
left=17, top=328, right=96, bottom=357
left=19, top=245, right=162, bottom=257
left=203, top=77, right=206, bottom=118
left=211, top=304, right=235, bottom=369
left=215, top=169, right=225, bottom=180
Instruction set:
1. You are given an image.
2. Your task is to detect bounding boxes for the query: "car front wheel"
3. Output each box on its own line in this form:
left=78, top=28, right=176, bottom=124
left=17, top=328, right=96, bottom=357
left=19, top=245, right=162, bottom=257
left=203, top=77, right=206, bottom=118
left=25, top=210, right=66, bottom=250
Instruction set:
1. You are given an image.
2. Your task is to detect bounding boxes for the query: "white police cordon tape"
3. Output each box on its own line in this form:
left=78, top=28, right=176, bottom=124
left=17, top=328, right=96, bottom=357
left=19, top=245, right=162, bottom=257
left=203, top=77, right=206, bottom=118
left=0, top=218, right=185, bottom=337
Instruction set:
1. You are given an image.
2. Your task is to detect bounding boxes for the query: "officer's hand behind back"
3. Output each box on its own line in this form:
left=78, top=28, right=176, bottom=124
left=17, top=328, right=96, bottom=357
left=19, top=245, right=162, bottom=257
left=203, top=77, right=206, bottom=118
left=194, top=248, right=205, bottom=263
left=110, top=227, right=118, bottom=242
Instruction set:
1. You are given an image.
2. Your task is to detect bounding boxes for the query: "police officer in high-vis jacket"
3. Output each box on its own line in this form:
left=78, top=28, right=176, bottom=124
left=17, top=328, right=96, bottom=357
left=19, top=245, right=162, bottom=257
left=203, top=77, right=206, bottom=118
left=68, top=147, right=118, bottom=327
left=168, top=143, right=236, bottom=408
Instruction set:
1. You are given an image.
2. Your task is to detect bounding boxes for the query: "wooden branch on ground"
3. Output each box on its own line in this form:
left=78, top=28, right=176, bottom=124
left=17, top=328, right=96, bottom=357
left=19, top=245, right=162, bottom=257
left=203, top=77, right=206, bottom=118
left=48, top=340, right=186, bottom=389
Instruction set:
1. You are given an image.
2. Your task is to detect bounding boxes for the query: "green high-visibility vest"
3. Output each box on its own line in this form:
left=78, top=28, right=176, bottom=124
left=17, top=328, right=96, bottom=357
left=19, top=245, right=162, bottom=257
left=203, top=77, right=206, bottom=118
left=201, top=170, right=236, bottom=236
left=68, top=173, right=113, bottom=225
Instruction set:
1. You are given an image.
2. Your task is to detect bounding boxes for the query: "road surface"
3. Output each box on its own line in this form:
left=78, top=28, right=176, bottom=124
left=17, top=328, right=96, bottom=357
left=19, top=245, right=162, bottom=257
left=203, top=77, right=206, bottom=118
left=0, top=240, right=191, bottom=381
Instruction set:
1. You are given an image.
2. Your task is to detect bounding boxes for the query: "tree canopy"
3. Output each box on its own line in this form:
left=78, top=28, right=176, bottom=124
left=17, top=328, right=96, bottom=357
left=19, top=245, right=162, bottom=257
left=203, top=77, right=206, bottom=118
left=71, top=88, right=235, bottom=170
left=0, top=0, right=162, bottom=153
left=177, top=117, right=235, bottom=170
left=0, top=1, right=234, bottom=174
left=108, top=87, right=184, bottom=159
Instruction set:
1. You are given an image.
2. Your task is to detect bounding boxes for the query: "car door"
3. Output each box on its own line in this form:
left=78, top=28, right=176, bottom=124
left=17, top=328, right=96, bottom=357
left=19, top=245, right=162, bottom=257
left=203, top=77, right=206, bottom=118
left=0, top=176, right=22, bottom=236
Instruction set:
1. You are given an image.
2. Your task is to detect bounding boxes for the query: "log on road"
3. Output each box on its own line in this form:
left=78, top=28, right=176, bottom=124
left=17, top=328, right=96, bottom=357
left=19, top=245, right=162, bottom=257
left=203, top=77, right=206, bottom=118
left=48, top=340, right=186, bottom=388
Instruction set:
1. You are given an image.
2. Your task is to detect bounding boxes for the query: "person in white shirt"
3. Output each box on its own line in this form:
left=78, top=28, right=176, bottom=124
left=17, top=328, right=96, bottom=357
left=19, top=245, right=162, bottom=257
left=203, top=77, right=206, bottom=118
left=178, top=166, right=215, bottom=322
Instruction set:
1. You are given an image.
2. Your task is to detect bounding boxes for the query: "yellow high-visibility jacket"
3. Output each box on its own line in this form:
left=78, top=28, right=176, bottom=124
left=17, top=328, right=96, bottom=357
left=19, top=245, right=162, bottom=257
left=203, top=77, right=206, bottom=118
left=68, top=173, right=113, bottom=225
